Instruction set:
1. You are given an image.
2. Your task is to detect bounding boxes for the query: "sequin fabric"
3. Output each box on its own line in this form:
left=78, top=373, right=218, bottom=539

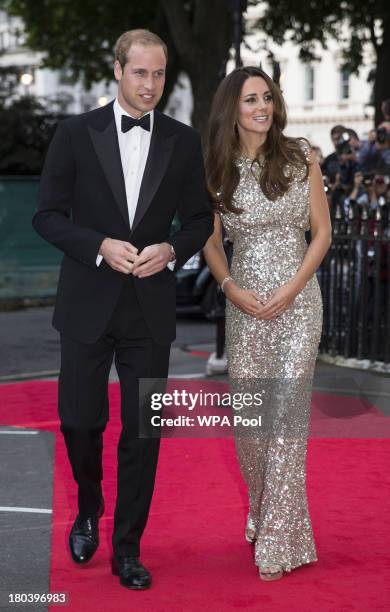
left=220, top=142, right=323, bottom=572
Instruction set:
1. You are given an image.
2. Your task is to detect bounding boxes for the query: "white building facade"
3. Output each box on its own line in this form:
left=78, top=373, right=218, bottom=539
left=0, top=10, right=117, bottom=113
left=237, top=34, right=375, bottom=155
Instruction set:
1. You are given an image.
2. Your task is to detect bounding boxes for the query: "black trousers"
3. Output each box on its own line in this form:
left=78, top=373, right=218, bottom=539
left=58, top=278, right=170, bottom=557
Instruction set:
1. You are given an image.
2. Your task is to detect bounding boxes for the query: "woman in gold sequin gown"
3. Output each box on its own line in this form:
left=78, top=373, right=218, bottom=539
left=203, top=67, right=331, bottom=580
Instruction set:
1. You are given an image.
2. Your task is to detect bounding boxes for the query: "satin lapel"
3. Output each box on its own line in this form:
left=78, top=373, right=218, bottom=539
left=88, top=119, right=130, bottom=229
left=131, top=119, right=176, bottom=234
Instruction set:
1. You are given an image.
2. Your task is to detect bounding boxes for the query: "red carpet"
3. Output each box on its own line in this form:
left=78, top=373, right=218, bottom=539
left=1, top=381, right=390, bottom=611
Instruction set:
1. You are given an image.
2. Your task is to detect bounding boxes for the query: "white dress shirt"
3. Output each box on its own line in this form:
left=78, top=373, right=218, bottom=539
left=96, top=99, right=175, bottom=270
left=96, top=98, right=153, bottom=266
left=114, top=97, right=154, bottom=227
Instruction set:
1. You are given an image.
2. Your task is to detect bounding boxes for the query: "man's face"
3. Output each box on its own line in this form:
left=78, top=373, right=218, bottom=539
left=114, top=43, right=166, bottom=117
left=331, top=131, right=343, bottom=148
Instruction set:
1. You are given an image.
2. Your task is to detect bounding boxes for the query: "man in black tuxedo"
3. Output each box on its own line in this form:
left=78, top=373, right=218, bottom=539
left=33, top=29, right=213, bottom=590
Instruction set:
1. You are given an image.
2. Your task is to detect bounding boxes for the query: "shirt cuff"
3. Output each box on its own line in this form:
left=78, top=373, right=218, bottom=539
left=167, top=260, right=176, bottom=271
left=96, top=254, right=103, bottom=267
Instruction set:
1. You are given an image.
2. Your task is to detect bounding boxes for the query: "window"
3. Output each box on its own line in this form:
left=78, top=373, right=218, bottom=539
left=340, top=68, right=350, bottom=100
left=304, top=65, right=315, bottom=102
left=59, top=67, right=74, bottom=85
left=2, top=30, right=9, bottom=49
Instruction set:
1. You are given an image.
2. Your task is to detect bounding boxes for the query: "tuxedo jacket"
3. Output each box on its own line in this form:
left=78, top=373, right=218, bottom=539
left=33, top=101, right=213, bottom=344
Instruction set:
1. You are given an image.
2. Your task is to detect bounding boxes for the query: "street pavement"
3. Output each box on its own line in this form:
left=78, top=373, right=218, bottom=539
left=1, top=306, right=389, bottom=415
left=0, top=306, right=213, bottom=381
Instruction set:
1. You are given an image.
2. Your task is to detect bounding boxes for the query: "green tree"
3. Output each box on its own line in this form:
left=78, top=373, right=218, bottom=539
left=4, top=0, right=233, bottom=137
left=255, top=0, right=390, bottom=125
left=0, top=32, right=66, bottom=174
left=0, top=96, right=68, bottom=174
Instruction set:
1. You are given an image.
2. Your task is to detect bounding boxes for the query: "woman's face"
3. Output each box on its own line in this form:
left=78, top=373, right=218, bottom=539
left=237, top=76, right=274, bottom=138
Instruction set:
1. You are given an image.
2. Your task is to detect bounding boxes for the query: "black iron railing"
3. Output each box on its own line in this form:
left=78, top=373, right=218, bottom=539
left=318, top=200, right=390, bottom=365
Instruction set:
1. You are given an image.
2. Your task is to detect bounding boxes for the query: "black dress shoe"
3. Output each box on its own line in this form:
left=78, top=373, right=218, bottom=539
left=111, top=556, right=152, bottom=590
left=69, top=499, right=104, bottom=564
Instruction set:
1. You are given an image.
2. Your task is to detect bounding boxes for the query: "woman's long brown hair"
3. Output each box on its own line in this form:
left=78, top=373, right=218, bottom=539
left=206, top=66, right=310, bottom=213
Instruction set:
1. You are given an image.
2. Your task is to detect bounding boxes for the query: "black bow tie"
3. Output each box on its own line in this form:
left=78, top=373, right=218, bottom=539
left=121, top=114, right=150, bottom=133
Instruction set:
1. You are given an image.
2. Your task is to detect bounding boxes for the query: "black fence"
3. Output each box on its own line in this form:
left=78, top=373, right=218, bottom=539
left=318, top=199, right=390, bottom=365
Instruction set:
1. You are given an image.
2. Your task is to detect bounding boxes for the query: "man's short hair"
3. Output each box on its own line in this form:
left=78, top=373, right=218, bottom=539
left=347, top=128, right=359, bottom=141
left=330, top=124, right=346, bottom=137
left=115, top=29, right=168, bottom=68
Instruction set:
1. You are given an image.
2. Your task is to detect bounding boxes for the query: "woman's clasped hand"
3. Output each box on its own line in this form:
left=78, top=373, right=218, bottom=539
left=225, top=280, right=301, bottom=320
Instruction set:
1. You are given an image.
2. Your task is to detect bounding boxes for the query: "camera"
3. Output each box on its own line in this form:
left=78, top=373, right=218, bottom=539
left=362, top=173, right=374, bottom=187
left=336, top=132, right=354, bottom=155
left=375, top=127, right=388, bottom=145
left=361, top=173, right=390, bottom=190
left=374, top=174, right=390, bottom=186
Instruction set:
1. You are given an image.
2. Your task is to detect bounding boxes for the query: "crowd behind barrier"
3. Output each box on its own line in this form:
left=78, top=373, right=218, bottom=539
left=315, top=99, right=390, bottom=366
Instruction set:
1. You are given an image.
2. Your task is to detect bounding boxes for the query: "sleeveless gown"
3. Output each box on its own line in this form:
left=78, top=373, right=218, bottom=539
left=220, top=143, right=323, bottom=572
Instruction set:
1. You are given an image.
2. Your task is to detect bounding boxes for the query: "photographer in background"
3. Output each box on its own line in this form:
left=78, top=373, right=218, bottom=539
left=322, top=126, right=360, bottom=191
left=344, top=171, right=390, bottom=220
left=346, top=128, right=361, bottom=152
left=322, top=124, right=348, bottom=179
left=381, top=99, right=390, bottom=123
left=342, top=171, right=389, bottom=307
left=358, top=123, right=390, bottom=174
